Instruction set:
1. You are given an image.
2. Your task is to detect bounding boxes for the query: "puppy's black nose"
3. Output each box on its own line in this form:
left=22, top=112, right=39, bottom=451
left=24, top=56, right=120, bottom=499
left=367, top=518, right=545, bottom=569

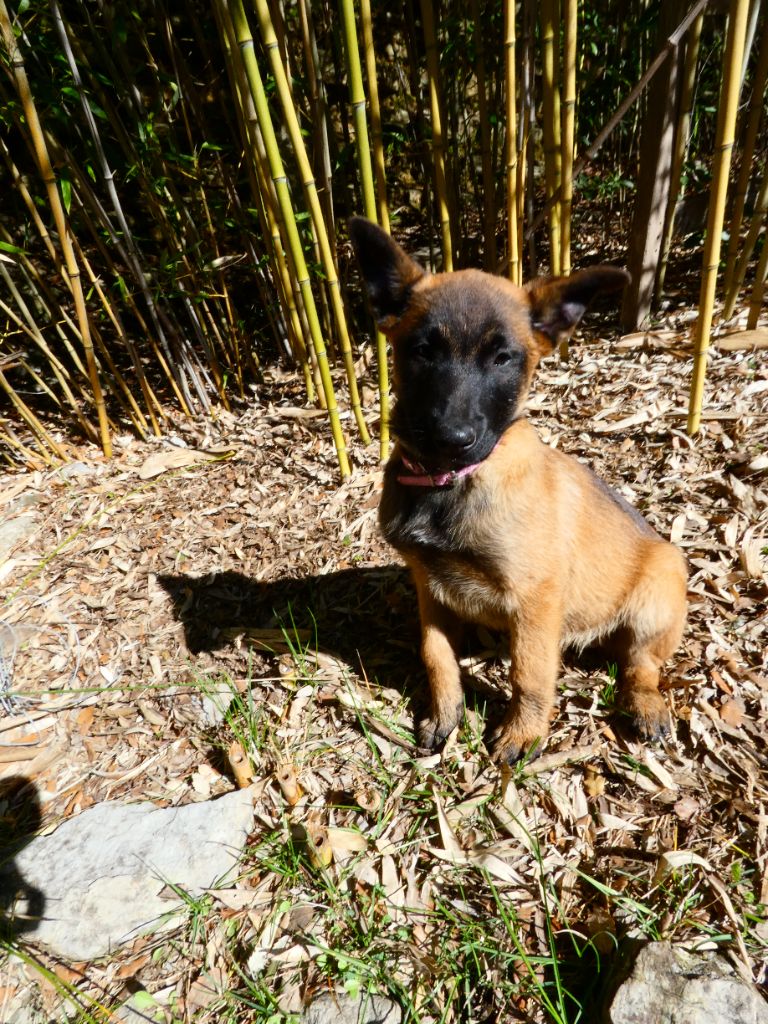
left=439, top=425, right=476, bottom=450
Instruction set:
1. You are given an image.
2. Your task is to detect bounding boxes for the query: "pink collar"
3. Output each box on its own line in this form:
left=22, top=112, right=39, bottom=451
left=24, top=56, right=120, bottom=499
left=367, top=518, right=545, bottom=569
left=396, top=444, right=496, bottom=487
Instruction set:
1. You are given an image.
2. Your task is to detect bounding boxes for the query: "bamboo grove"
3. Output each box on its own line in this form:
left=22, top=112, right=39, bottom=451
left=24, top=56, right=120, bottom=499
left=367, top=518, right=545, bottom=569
left=0, top=1, right=766, bottom=476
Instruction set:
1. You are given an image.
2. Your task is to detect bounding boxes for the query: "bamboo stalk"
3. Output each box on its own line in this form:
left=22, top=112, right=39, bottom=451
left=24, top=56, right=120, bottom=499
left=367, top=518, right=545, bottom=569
left=219, top=0, right=317, bottom=392
left=560, top=0, right=577, bottom=278
left=297, top=0, right=337, bottom=238
left=359, top=0, right=390, bottom=233
left=0, top=0, right=110, bottom=454
left=504, top=0, right=520, bottom=283
left=541, top=0, right=562, bottom=276
left=746, top=225, right=768, bottom=330
left=656, top=12, right=703, bottom=300
left=214, top=0, right=318, bottom=401
left=50, top=0, right=168, bottom=428
left=525, top=0, right=711, bottom=244
left=228, top=0, right=351, bottom=477
left=225, top=0, right=317, bottom=388
left=67, top=28, right=209, bottom=413
left=522, top=0, right=536, bottom=274
left=259, top=0, right=336, bottom=354
left=723, top=162, right=768, bottom=318
left=339, top=0, right=390, bottom=460
left=0, top=371, right=67, bottom=460
left=253, top=0, right=371, bottom=448
left=687, top=0, right=751, bottom=435
left=723, top=19, right=768, bottom=302
left=470, top=0, right=497, bottom=270
left=0, top=420, right=53, bottom=468
left=419, top=0, right=454, bottom=270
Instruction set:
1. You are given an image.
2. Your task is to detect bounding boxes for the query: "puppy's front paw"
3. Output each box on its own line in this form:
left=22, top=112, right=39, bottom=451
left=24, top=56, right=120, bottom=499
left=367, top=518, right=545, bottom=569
left=417, top=701, right=463, bottom=750
left=489, top=716, right=547, bottom=766
left=622, top=689, right=671, bottom=740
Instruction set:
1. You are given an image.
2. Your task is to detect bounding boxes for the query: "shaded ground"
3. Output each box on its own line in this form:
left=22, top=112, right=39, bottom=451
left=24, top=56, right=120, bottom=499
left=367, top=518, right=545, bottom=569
left=0, top=314, right=766, bottom=1021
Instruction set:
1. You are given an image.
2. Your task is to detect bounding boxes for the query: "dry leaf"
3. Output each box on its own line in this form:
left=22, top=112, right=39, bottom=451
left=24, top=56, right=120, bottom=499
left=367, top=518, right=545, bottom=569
left=186, top=967, right=227, bottom=1014
left=583, top=765, right=605, bottom=798
left=719, top=697, right=745, bottom=729
left=327, top=827, right=368, bottom=854
left=716, top=328, right=768, bottom=351
left=137, top=447, right=234, bottom=479
left=433, top=790, right=466, bottom=863
left=653, top=850, right=712, bottom=886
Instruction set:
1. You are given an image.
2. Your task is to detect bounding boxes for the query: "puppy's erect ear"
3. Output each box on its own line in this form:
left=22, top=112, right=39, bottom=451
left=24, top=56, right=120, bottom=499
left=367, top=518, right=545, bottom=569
left=526, top=266, right=630, bottom=348
left=348, top=217, right=426, bottom=331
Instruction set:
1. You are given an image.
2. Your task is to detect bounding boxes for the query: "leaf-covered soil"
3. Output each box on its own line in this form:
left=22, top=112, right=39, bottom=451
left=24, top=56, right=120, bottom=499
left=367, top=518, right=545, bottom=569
left=1, top=311, right=767, bottom=1022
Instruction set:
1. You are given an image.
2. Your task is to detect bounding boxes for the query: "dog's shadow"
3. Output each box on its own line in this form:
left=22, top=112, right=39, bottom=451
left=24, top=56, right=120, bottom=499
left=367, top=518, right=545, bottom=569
left=158, top=565, right=426, bottom=695
left=0, top=775, right=45, bottom=941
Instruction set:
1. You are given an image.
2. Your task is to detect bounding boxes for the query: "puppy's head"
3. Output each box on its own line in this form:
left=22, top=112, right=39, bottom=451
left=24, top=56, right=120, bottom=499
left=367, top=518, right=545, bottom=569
left=349, top=217, right=628, bottom=472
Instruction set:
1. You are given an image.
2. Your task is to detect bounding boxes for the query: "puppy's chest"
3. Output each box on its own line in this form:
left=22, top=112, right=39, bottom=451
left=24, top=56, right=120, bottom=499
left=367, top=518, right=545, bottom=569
left=380, top=478, right=519, bottom=624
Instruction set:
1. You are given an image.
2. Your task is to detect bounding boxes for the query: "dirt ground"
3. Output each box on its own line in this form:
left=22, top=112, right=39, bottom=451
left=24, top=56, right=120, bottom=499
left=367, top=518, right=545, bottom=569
left=1, top=315, right=767, bottom=1020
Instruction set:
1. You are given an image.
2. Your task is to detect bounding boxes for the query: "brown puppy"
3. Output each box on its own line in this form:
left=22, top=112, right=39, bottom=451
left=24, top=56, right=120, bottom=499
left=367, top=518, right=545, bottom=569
left=349, top=217, right=687, bottom=763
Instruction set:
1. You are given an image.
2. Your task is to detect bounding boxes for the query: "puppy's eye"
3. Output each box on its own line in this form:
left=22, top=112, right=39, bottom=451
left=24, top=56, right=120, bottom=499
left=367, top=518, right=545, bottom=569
left=411, top=341, right=434, bottom=360
left=492, top=347, right=523, bottom=368
left=411, top=330, right=442, bottom=361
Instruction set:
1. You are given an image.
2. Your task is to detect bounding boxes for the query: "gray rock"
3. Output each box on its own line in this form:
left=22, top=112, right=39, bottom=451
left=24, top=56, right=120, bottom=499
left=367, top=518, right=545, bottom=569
left=55, top=461, right=97, bottom=480
left=1, top=790, right=254, bottom=961
left=303, top=992, right=401, bottom=1024
left=605, top=941, right=768, bottom=1024
left=0, top=515, right=36, bottom=561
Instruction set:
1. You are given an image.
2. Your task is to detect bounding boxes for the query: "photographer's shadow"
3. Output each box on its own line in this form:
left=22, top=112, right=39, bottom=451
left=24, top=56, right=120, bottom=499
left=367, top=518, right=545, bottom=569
left=0, top=775, right=45, bottom=940
left=159, top=564, right=423, bottom=693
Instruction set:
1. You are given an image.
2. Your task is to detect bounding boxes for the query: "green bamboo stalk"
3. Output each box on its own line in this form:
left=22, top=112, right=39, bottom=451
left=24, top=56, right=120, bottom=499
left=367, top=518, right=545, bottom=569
left=420, top=0, right=454, bottom=270
left=228, top=0, right=351, bottom=477
left=723, top=19, right=768, bottom=301
left=359, top=0, right=390, bottom=232
left=214, top=0, right=317, bottom=401
left=504, top=0, right=520, bottom=284
left=687, top=0, right=750, bottom=435
left=541, top=0, right=562, bottom=276
left=253, top=0, right=371, bottom=448
left=560, top=0, right=577, bottom=278
left=339, top=0, right=377, bottom=225
left=470, top=0, right=497, bottom=270
left=338, top=0, right=390, bottom=460
left=258, top=0, right=336, bottom=354
left=0, top=0, right=110, bottom=453
left=521, top=0, right=536, bottom=274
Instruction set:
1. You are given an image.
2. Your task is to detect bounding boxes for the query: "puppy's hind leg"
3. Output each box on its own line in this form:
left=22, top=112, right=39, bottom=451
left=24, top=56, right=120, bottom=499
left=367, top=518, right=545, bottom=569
left=616, top=543, right=687, bottom=739
left=412, top=569, right=466, bottom=749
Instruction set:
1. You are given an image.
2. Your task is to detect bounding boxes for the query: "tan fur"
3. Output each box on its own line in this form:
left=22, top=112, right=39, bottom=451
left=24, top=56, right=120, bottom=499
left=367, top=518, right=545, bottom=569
left=398, top=418, right=687, bottom=760
left=348, top=217, right=687, bottom=763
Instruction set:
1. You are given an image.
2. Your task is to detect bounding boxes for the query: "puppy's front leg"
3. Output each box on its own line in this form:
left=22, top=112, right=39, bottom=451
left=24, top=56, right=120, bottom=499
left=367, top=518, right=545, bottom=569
left=492, top=592, right=562, bottom=764
left=412, top=570, right=465, bottom=749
